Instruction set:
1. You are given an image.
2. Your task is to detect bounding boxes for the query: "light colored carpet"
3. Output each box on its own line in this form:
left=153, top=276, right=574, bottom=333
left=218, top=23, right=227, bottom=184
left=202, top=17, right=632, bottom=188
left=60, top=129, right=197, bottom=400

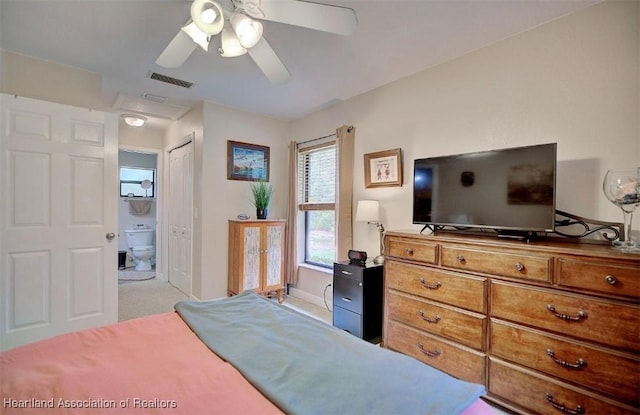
left=118, top=269, right=155, bottom=283
left=118, top=280, right=331, bottom=324
left=279, top=296, right=332, bottom=325
left=118, top=279, right=188, bottom=321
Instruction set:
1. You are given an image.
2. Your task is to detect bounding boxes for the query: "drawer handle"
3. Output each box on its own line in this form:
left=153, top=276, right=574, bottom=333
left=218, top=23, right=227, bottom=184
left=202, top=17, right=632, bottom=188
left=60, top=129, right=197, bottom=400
left=418, top=310, right=441, bottom=324
left=417, top=342, right=441, bottom=358
left=545, top=393, right=584, bottom=415
left=546, top=349, right=587, bottom=369
left=546, top=305, right=587, bottom=321
left=340, top=270, right=353, bottom=275
left=405, top=248, right=414, bottom=256
left=514, top=262, right=525, bottom=271
left=605, top=275, right=617, bottom=285
left=419, top=277, right=442, bottom=290
left=341, top=297, right=352, bottom=303
left=456, top=255, right=465, bottom=263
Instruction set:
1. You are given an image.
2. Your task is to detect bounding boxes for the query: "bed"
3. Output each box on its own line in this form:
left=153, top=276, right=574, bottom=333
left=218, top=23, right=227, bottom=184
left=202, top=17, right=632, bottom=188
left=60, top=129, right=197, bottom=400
left=1, top=291, right=493, bottom=414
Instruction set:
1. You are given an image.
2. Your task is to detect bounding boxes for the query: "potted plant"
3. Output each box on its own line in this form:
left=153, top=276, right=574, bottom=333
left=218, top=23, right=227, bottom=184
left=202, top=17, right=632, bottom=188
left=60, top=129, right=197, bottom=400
left=251, top=180, right=273, bottom=219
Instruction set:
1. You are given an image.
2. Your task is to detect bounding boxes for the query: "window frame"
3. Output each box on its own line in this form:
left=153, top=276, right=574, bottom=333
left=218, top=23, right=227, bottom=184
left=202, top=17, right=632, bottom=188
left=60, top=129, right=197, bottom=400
left=119, top=166, right=156, bottom=198
left=298, top=142, right=337, bottom=269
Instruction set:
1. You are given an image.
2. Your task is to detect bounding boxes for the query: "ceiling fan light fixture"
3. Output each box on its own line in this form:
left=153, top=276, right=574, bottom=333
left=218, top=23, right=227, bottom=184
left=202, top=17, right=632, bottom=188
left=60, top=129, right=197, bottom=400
left=219, top=27, right=247, bottom=57
left=234, top=0, right=265, bottom=19
left=181, top=21, right=211, bottom=51
left=201, top=8, right=217, bottom=24
left=191, top=0, right=224, bottom=35
left=231, top=12, right=263, bottom=49
left=121, top=114, right=147, bottom=127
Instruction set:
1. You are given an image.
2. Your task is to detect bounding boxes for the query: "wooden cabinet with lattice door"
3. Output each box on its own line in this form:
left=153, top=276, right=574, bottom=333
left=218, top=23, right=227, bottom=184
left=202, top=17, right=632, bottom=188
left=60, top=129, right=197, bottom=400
left=228, top=219, right=286, bottom=302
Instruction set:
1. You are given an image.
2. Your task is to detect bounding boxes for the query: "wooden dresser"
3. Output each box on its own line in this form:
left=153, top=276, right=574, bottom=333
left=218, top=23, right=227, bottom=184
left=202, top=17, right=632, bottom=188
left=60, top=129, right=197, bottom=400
left=383, top=231, right=639, bottom=414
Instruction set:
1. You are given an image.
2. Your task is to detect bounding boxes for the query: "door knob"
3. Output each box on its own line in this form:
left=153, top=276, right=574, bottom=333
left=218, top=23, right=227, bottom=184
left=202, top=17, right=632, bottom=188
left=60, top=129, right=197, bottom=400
left=106, top=232, right=116, bottom=241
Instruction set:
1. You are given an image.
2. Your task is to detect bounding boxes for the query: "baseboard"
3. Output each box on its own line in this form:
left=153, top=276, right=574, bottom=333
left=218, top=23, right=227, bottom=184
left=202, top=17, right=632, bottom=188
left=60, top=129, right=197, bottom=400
left=288, top=287, right=332, bottom=309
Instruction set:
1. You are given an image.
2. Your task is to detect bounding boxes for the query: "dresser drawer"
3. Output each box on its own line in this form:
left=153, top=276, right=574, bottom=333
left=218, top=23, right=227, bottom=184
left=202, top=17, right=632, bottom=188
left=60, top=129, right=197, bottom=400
left=386, top=260, right=486, bottom=313
left=387, top=236, right=437, bottom=264
left=491, top=320, right=640, bottom=404
left=441, top=245, right=552, bottom=282
left=557, top=258, right=640, bottom=300
left=387, top=291, right=486, bottom=350
left=489, top=358, right=637, bottom=415
left=491, top=281, right=640, bottom=352
left=386, top=320, right=485, bottom=384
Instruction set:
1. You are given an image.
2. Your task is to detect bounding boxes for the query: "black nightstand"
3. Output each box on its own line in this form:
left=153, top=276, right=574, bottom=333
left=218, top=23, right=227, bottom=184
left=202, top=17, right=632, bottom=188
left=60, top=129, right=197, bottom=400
left=332, top=261, right=383, bottom=343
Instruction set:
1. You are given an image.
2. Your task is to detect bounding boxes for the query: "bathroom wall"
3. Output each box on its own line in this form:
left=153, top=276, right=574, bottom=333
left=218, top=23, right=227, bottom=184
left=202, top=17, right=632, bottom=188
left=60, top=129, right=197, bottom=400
left=118, top=150, right=158, bottom=267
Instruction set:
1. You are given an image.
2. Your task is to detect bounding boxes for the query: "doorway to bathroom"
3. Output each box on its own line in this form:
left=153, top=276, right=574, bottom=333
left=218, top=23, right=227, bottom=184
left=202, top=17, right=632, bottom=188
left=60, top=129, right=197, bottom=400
left=118, top=148, right=159, bottom=284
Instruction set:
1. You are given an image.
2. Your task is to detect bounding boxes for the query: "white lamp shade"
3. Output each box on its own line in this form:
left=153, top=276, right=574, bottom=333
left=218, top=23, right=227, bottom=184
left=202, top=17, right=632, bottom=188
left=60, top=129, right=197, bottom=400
left=230, top=12, right=263, bottom=49
left=219, top=27, right=247, bottom=57
left=121, top=114, right=147, bottom=127
left=356, top=200, right=380, bottom=222
left=191, top=0, right=224, bottom=35
left=181, top=21, right=210, bottom=51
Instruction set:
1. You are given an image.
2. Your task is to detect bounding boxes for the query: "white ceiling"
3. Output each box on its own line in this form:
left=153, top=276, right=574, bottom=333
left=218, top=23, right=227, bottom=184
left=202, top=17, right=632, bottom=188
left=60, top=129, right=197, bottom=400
left=1, top=0, right=601, bottom=122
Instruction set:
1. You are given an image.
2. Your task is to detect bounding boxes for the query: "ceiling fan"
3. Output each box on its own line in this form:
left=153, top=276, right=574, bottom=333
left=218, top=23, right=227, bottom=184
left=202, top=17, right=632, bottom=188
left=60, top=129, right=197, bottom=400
left=156, top=0, right=357, bottom=84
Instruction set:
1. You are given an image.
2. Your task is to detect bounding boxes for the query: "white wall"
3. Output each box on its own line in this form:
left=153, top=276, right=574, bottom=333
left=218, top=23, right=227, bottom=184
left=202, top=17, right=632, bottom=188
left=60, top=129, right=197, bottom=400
left=120, top=122, right=166, bottom=150
left=165, top=102, right=290, bottom=301
left=199, top=102, right=289, bottom=300
left=290, top=0, right=640, bottom=302
left=0, top=50, right=104, bottom=111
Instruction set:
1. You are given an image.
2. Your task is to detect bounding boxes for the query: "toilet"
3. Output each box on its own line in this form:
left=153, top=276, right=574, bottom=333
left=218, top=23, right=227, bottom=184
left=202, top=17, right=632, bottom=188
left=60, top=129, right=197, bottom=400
left=125, top=227, right=155, bottom=271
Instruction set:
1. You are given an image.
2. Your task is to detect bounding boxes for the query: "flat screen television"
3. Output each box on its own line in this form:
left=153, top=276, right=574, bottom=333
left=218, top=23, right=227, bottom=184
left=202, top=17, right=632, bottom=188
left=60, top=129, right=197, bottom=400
left=413, top=143, right=557, bottom=237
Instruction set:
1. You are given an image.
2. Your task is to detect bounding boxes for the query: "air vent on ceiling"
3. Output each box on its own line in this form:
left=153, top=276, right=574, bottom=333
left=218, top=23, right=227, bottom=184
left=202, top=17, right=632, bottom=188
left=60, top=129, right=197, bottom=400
left=142, top=92, right=168, bottom=103
left=148, top=72, right=194, bottom=89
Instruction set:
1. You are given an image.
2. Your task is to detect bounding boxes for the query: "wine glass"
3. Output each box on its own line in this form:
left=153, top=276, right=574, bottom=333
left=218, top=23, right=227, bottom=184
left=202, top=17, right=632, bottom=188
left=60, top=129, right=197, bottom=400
left=602, top=169, right=640, bottom=253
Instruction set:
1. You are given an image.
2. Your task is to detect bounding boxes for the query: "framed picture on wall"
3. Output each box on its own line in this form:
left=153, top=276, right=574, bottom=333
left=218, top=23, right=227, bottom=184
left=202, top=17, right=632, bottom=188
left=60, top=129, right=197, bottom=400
left=364, top=148, right=403, bottom=188
left=227, top=140, right=270, bottom=182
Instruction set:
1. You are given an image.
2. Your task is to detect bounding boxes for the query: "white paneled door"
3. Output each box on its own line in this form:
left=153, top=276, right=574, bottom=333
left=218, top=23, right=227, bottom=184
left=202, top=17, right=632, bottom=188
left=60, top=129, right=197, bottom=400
left=0, top=94, right=118, bottom=351
left=168, top=141, right=192, bottom=296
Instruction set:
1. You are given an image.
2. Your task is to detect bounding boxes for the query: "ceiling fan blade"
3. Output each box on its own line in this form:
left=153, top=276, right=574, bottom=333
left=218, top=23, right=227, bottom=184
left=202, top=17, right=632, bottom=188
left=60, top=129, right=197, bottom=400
left=259, top=0, right=357, bottom=36
left=248, top=37, right=292, bottom=85
left=156, top=30, right=198, bottom=68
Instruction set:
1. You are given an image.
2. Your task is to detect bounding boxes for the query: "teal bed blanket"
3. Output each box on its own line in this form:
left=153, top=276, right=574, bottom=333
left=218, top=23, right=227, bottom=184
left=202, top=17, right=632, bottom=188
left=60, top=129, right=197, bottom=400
left=175, top=291, right=485, bottom=415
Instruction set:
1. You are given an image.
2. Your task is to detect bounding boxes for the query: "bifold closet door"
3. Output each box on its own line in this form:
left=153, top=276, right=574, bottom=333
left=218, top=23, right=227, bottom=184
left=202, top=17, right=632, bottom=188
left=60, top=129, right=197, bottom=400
left=168, top=141, right=193, bottom=296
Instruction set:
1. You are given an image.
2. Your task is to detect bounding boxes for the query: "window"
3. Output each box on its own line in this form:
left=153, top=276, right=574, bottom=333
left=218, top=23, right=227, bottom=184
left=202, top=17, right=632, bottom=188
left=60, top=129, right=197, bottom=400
left=298, top=143, right=336, bottom=268
left=120, top=167, right=155, bottom=197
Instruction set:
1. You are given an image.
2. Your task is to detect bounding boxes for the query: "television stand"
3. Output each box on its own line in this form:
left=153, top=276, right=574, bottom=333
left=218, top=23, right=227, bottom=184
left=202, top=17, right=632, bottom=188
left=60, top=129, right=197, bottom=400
left=419, top=224, right=468, bottom=234
left=419, top=224, right=436, bottom=234
left=383, top=230, right=639, bottom=414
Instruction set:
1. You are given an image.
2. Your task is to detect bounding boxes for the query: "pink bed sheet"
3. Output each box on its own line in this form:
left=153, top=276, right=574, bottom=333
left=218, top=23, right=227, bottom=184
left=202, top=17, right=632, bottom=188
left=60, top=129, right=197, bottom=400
left=1, top=312, right=282, bottom=414
left=1, top=312, right=496, bottom=414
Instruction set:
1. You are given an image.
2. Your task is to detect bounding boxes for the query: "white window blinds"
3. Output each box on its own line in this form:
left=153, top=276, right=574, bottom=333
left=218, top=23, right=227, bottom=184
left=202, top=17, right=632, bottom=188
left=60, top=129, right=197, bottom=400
left=298, top=143, right=336, bottom=210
